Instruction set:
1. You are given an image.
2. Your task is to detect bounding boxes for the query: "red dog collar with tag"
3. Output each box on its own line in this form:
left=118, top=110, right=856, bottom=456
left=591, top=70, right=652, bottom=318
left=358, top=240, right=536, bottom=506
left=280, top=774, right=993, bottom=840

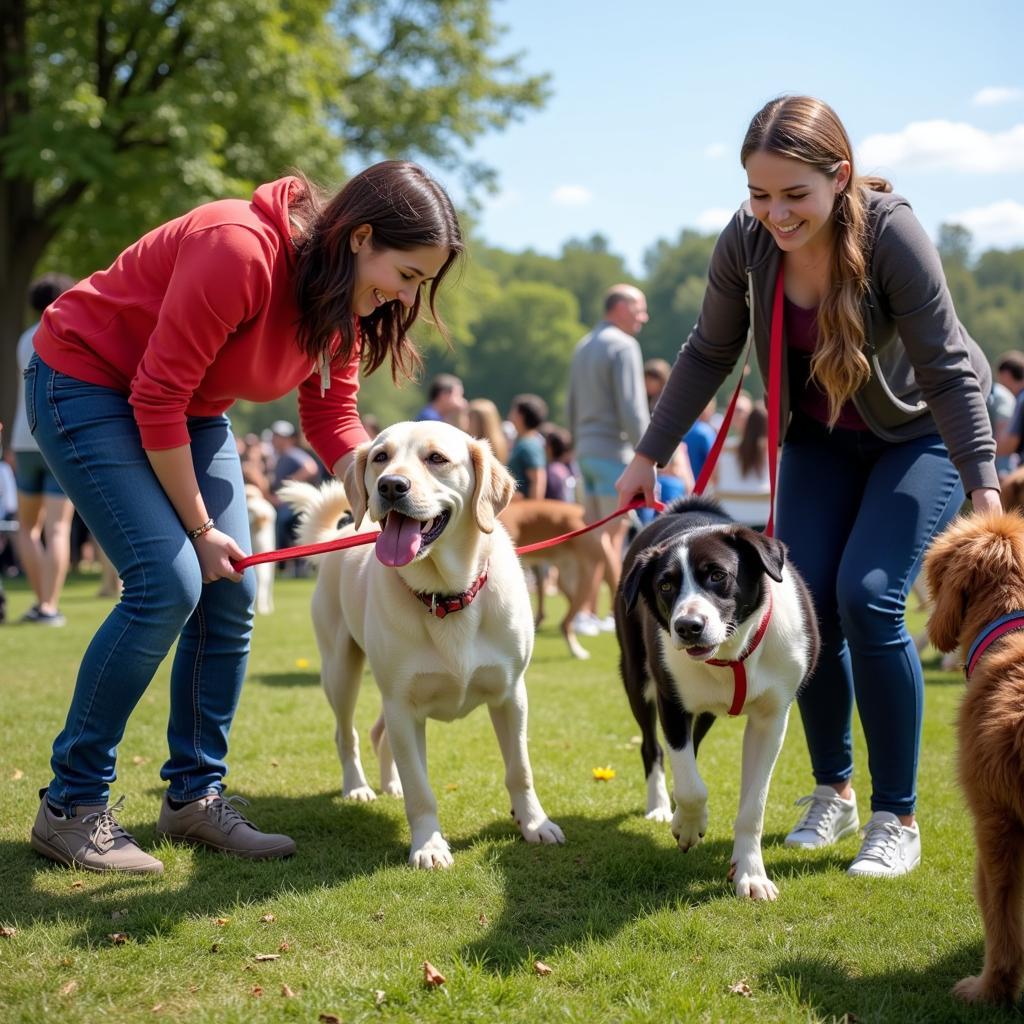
left=704, top=589, right=774, bottom=716
left=412, top=564, right=489, bottom=619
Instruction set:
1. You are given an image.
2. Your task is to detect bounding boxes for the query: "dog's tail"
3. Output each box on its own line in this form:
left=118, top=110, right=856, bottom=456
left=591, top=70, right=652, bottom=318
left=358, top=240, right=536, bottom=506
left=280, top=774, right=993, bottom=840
left=277, top=480, right=353, bottom=547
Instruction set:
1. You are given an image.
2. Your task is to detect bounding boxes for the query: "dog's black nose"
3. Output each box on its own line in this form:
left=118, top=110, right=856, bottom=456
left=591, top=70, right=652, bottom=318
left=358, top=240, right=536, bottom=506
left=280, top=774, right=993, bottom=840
left=674, top=614, right=706, bottom=642
left=377, top=474, right=411, bottom=503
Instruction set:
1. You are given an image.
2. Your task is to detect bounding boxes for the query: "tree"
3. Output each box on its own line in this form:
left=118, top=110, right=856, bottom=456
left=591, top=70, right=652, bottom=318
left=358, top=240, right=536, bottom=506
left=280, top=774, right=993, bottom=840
left=0, top=0, right=549, bottom=432
left=455, top=281, right=585, bottom=418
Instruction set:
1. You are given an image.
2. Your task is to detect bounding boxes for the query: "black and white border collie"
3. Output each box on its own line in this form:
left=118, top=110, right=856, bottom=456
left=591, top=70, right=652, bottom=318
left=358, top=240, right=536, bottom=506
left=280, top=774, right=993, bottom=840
left=616, top=496, right=819, bottom=900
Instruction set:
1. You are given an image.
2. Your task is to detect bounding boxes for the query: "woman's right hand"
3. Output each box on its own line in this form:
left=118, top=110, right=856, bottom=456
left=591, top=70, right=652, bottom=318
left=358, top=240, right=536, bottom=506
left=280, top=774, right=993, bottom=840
left=616, top=454, right=659, bottom=509
left=194, top=528, right=245, bottom=583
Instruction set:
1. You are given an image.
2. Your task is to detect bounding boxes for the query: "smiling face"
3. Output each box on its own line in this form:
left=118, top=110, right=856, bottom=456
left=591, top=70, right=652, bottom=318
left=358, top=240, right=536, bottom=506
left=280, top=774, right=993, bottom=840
left=744, top=150, right=851, bottom=258
left=349, top=224, right=450, bottom=317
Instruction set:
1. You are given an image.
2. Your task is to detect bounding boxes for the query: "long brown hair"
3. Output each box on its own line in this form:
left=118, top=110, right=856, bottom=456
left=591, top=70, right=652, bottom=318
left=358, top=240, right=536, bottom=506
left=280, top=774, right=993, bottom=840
left=292, top=160, right=464, bottom=381
left=737, top=400, right=768, bottom=478
left=741, top=96, right=892, bottom=425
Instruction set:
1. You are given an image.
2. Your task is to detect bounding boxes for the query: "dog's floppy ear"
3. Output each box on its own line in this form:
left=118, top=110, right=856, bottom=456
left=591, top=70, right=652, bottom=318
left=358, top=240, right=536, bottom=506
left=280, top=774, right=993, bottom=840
left=469, top=437, right=516, bottom=534
left=343, top=441, right=372, bottom=527
left=622, top=549, right=656, bottom=615
left=730, top=526, right=785, bottom=583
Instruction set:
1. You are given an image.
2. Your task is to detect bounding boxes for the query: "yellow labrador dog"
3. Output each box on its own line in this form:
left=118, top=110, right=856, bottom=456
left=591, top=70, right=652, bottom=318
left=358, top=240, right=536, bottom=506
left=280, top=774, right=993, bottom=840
left=281, top=421, right=565, bottom=868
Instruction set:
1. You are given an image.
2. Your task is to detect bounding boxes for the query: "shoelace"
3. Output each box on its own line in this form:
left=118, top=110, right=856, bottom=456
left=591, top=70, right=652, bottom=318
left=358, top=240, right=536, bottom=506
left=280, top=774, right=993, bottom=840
left=792, top=793, right=843, bottom=839
left=204, top=795, right=255, bottom=832
left=82, top=795, right=133, bottom=852
left=855, top=819, right=904, bottom=866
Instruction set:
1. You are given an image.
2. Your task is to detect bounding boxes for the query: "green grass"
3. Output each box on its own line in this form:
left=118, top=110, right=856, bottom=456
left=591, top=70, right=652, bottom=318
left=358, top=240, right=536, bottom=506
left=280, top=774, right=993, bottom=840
left=0, top=570, right=1013, bottom=1022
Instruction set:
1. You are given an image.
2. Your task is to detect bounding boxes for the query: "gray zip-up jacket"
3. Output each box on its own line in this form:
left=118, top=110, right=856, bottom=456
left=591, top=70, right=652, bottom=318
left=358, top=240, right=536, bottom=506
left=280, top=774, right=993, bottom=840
left=638, top=191, right=997, bottom=494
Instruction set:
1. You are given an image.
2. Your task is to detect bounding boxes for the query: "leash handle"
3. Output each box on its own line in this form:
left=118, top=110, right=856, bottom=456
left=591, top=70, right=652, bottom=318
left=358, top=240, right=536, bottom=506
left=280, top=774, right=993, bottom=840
left=231, top=496, right=665, bottom=570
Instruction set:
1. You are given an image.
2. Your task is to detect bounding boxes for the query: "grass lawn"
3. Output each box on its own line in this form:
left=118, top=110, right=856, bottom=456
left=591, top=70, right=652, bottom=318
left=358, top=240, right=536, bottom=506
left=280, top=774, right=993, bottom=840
left=0, top=569, right=1012, bottom=1023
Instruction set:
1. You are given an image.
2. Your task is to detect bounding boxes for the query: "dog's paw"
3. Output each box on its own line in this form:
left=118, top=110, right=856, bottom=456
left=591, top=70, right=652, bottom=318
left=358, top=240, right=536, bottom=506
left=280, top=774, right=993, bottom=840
left=952, top=975, right=1014, bottom=1005
left=409, top=833, right=453, bottom=870
left=671, top=804, right=707, bottom=852
left=382, top=780, right=404, bottom=798
left=519, top=817, right=566, bottom=845
left=343, top=784, right=377, bottom=802
left=645, top=805, right=673, bottom=823
left=730, top=858, right=778, bottom=901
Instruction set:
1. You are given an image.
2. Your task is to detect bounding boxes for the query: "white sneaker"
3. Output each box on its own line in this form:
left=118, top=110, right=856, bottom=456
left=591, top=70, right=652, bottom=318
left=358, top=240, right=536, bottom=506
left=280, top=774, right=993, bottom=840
left=846, top=811, right=921, bottom=877
left=784, top=785, right=860, bottom=849
left=596, top=614, right=616, bottom=632
left=571, top=613, right=601, bottom=637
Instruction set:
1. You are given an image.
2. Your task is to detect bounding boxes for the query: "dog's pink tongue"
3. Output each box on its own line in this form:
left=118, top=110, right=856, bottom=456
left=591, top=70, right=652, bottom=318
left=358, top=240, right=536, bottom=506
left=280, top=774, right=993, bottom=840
left=375, top=511, right=422, bottom=567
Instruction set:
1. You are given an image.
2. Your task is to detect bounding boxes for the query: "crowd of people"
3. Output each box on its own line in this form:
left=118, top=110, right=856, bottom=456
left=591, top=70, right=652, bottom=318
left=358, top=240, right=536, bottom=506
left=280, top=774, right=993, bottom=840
left=1, top=94, right=1011, bottom=887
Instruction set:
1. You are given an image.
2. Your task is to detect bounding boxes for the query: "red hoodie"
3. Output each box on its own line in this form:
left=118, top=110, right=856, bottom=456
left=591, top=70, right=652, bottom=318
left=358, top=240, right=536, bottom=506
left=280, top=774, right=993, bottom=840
left=34, top=177, right=368, bottom=471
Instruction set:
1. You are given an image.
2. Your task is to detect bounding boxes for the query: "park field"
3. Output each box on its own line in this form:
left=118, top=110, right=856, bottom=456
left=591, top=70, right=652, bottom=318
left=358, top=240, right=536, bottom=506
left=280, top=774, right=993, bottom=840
left=0, top=570, right=1011, bottom=1023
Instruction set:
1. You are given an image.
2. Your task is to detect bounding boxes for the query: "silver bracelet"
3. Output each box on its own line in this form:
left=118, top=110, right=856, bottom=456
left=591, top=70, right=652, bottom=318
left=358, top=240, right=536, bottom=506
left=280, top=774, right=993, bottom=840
left=186, top=518, right=215, bottom=541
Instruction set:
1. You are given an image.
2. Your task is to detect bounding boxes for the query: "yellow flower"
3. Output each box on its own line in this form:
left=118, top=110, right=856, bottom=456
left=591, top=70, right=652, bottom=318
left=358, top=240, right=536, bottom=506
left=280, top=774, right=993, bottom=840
left=591, top=766, right=616, bottom=781
left=295, top=658, right=310, bottom=669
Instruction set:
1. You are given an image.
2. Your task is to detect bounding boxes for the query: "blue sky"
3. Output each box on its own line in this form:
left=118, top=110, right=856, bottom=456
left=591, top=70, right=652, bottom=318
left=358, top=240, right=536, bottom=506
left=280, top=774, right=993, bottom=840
left=447, top=0, right=1023, bottom=275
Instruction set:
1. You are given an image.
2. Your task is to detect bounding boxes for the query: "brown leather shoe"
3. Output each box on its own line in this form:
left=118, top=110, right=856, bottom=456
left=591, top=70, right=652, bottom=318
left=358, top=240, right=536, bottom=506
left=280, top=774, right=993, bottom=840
left=156, top=794, right=295, bottom=860
left=31, top=794, right=164, bottom=874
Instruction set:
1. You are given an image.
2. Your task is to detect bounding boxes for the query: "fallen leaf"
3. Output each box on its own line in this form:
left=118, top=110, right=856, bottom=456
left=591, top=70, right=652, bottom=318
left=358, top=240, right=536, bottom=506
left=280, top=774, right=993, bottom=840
left=374, top=990, right=386, bottom=1006
left=254, top=954, right=280, bottom=962
left=131, top=755, right=149, bottom=766
left=59, top=980, right=78, bottom=996
left=10, top=769, right=23, bottom=780
left=591, top=766, right=616, bottom=781
left=319, top=1015, right=342, bottom=1023
left=445, top=783, right=458, bottom=791
left=210, top=943, right=221, bottom=953
left=260, top=913, right=275, bottom=923
left=533, top=961, right=553, bottom=976
left=214, top=917, right=229, bottom=926
left=108, top=932, right=129, bottom=945
left=278, top=941, right=290, bottom=952
left=250, top=984, right=263, bottom=998
left=728, top=980, right=753, bottom=997
left=423, top=961, right=446, bottom=987
left=70, top=881, right=83, bottom=889
left=0, top=927, right=16, bottom=939
left=478, top=913, right=488, bottom=926
left=151, top=1003, right=163, bottom=1012
left=281, top=984, right=296, bottom=998
left=270, top=759, right=279, bottom=768
left=372, top=910, right=385, bottom=922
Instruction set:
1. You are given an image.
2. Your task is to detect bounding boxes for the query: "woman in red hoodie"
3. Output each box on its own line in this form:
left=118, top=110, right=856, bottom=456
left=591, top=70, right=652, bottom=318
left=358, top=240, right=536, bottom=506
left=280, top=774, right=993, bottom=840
left=25, top=161, right=463, bottom=873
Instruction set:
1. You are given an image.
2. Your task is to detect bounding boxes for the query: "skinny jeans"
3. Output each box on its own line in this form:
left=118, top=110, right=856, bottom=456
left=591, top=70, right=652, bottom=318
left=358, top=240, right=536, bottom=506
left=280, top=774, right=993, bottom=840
left=775, top=412, right=964, bottom=817
left=26, top=354, right=256, bottom=813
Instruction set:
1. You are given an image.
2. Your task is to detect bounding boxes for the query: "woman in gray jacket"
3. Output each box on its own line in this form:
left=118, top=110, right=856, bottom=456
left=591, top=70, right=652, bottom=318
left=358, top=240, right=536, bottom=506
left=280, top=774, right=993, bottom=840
left=617, top=95, right=1000, bottom=879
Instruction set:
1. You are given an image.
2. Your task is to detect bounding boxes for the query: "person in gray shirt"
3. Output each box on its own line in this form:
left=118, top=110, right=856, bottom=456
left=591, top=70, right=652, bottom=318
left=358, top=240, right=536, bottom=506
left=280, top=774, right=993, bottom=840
left=617, top=95, right=999, bottom=881
left=566, top=284, right=650, bottom=633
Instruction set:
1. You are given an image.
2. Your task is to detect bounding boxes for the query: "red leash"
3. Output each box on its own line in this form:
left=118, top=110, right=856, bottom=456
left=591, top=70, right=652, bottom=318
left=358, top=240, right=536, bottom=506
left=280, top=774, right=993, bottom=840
left=690, top=264, right=785, bottom=538
left=230, top=496, right=664, bottom=572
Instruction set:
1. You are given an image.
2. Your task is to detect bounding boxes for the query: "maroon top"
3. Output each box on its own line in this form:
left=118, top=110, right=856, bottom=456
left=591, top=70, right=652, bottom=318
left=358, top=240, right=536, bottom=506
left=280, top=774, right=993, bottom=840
left=785, top=298, right=868, bottom=431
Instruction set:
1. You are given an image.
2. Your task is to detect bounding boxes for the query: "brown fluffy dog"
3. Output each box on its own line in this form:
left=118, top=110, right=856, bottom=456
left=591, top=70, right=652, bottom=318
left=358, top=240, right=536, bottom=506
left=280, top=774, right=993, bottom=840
left=1001, top=465, right=1024, bottom=512
left=924, top=510, right=1024, bottom=1006
left=498, top=499, right=616, bottom=660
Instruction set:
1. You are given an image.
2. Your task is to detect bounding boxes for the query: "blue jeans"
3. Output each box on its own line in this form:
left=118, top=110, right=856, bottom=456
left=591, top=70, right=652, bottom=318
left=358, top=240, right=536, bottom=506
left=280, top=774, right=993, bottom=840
left=775, top=414, right=964, bottom=817
left=26, top=355, right=256, bottom=813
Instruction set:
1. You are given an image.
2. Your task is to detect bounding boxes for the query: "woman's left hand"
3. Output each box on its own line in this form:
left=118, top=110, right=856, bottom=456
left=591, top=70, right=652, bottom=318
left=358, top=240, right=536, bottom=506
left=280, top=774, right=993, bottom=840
left=969, top=487, right=1002, bottom=515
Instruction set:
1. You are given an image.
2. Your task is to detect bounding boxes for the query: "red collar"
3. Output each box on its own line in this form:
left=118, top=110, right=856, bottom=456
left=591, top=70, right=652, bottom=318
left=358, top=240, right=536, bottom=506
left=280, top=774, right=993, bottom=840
left=704, top=589, right=774, bottom=716
left=411, top=563, right=489, bottom=619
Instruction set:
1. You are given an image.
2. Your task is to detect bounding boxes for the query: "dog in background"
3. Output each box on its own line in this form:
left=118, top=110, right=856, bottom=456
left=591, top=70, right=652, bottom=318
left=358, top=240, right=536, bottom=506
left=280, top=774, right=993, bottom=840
left=924, top=510, right=1024, bottom=1006
left=245, top=484, right=277, bottom=615
left=498, top=498, right=617, bottom=660
left=282, top=421, right=564, bottom=869
left=617, top=496, right=819, bottom=900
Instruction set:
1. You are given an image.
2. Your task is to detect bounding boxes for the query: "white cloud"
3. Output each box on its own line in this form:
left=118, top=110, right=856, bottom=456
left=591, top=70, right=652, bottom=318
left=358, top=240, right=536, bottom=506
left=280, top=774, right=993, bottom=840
left=695, top=207, right=734, bottom=232
left=944, top=200, right=1024, bottom=250
left=550, top=184, right=593, bottom=206
left=858, top=120, right=1024, bottom=174
left=704, top=142, right=728, bottom=159
left=973, top=86, right=1024, bottom=107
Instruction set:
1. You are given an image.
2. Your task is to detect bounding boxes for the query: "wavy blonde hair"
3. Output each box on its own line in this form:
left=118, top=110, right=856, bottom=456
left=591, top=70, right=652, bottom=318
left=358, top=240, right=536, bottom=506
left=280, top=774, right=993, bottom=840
left=467, top=398, right=509, bottom=465
left=741, top=96, right=892, bottom=426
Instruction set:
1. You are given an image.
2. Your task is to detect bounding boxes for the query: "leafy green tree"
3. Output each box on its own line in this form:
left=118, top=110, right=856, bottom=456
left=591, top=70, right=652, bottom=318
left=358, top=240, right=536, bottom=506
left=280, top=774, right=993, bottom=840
left=0, top=0, right=548, bottom=431
left=455, top=280, right=585, bottom=420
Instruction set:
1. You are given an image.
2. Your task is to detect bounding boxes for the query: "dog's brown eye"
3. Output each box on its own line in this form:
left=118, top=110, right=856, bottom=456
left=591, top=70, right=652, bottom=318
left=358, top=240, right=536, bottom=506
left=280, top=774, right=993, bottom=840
left=372, top=450, right=388, bottom=464
left=658, top=581, right=673, bottom=593
left=427, top=452, right=449, bottom=465
left=709, top=569, right=727, bottom=583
